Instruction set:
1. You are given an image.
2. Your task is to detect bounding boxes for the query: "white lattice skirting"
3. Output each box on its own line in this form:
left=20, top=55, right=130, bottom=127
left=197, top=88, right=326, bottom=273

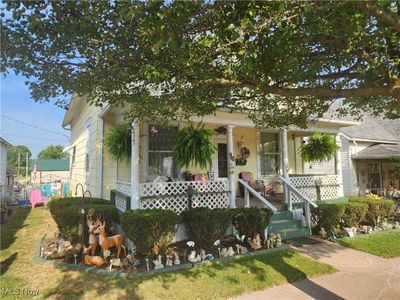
left=289, top=175, right=343, bottom=203
left=115, top=193, right=128, bottom=212
left=140, top=179, right=230, bottom=213
left=116, top=180, right=131, bottom=196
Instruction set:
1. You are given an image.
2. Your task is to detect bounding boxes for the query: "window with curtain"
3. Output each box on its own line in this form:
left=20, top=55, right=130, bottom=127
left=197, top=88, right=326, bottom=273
left=148, top=125, right=178, bottom=178
left=260, top=132, right=279, bottom=176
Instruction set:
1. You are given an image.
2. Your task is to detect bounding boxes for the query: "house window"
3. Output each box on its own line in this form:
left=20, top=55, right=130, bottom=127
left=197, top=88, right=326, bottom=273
left=148, top=125, right=178, bottom=178
left=260, top=132, right=279, bottom=176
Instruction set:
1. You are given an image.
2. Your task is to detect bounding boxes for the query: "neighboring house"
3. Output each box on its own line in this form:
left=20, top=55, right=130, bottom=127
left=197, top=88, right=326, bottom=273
left=340, top=118, right=400, bottom=196
left=0, top=137, right=12, bottom=202
left=62, top=96, right=357, bottom=219
left=29, top=159, right=70, bottom=184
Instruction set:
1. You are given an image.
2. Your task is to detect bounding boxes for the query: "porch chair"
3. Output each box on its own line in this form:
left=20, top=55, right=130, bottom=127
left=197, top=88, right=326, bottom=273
left=239, top=172, right=265, bottom=197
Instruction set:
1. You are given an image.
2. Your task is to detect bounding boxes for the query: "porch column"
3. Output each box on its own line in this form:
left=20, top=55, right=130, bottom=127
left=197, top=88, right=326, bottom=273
left=335, top=133, right=343, bottom=196
left=281, top=129, right=290, bottom=209
left=226, top=125, right=236, bottom=208
left=130, top=121, right=140, bottom=209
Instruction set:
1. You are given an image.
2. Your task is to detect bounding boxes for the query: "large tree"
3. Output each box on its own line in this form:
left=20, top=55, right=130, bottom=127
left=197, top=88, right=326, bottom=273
left=1, top=1, right=399, bottom=128
left=37, top=145, right=67, bottom=159
left=7, top=145, right=32, bottom=176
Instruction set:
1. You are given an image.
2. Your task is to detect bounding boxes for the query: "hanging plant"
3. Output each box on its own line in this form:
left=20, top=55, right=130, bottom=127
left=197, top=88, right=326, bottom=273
left=299, top=132, right=340, bottom=163
left=104, top=125, right=131, bottom=164
left=173, top=123, right=216, bottom=170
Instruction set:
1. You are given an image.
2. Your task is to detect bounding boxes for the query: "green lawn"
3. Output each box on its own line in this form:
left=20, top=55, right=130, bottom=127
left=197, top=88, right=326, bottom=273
left=338, top=230, right=400, bottom=258
left=1, top=207, right=336, bottom=300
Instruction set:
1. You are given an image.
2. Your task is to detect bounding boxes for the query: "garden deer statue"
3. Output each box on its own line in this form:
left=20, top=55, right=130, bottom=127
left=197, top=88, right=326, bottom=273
left=86, top=210, right=101, bottom=256
left=94, top=221, right=126, bottom=258
left=82, top=246, right=105, bottom=266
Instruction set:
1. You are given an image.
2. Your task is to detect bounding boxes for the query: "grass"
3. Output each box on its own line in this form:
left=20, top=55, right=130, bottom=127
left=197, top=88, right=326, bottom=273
left=338, top=229, right=400, bottom=258
left=1, top=207, right=336, bottom=300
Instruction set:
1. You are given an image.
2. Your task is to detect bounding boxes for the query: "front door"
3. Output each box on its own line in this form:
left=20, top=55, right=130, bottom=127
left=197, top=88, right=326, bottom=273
left=217, top=143, right=228, bottom=178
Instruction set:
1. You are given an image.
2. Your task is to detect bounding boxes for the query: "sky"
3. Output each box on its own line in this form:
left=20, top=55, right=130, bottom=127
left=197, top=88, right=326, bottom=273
left=0, top=72, right=70, bottom=158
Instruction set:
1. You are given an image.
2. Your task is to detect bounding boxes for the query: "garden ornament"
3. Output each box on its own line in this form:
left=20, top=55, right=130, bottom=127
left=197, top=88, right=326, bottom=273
left=82, top=246, right=105, bottom=267
left=87, top=214, right=101, bottom=256
left=145, top=258, right=150, bottom=271
left=248, top=234, right=262, bottom=250
left=235, top=234, right=246, bottom=243
left=395, top=221, right=400, bottom=229
left=166, top=255, right=173, bottom=267
left=236, top=244, right=240, bottom=255
left=226, top=247, right=235, bottom=257
left=94, top=221, right=126, bottom=259
left=200, top=249, right=206, bottom=261
left=109, top=258, right=121, bottom=271
left=276, top=234, right=282, bottom=247
left=187, top=241, right=195, bottom=247
left=188, top=250, right=197, bottom=262
left=240, top=246, right=248, bottom=254
left=206, top=254, right=214, bottom=260
left=153, top=255, right=164, bottom=270
left=213, top=240, right=221, bottom=246
left=220, top=248, right=228, bottom=257
left=174, top=254, right=181, bottom=265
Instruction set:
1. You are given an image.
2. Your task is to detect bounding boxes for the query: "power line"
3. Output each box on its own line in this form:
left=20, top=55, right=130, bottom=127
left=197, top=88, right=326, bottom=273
left=2, top=133, right=67, bottom=142
left=1, top=114, right=70, bottom=140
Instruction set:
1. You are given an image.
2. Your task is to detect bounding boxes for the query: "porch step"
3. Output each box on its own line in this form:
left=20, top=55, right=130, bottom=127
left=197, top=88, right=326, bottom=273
left=272, top=227, right=310, bottom=240
left=267, top=211, right=309, bottom=240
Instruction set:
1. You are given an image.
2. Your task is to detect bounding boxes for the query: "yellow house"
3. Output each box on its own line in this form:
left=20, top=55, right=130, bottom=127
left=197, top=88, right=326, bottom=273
left=62, top=96, right=358, bottom=238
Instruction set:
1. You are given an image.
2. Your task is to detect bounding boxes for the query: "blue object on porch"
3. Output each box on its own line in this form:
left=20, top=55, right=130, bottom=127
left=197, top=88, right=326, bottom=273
left=63, top=183, right=70, bottom=196
left=52, top=189, right=58, bottom=196
left=42, top=184, right=52, bottom=197
left=18, top=199, right=30, bottom=207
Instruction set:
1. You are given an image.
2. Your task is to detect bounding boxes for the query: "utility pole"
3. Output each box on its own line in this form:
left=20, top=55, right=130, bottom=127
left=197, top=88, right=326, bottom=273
left=17, top=153, right=20, bottom=177
left=25, top=153, right=29, bottom=181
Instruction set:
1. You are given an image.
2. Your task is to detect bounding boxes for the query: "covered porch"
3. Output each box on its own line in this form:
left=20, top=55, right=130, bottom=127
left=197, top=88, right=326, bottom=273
left=108, top=110, right=346, bottom=219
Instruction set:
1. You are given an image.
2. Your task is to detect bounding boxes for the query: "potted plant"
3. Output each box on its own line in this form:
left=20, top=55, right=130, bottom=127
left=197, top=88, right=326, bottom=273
left=299, top=132, right=340, bottom=163
left=173, top=123, right=216, bottom=170
left=104, top=125, right=131, bottom=163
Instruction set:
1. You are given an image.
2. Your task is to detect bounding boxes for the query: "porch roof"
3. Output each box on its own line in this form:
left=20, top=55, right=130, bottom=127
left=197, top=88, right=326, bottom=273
left=351, top=144, right=400, bottom=160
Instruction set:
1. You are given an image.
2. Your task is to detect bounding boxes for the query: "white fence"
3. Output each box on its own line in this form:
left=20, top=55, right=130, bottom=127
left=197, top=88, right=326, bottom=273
left=288, top=175, right=343, bottom=203
left=116, top=180, right=131, bottom=196
left=140, top=179, right=230, bottom=213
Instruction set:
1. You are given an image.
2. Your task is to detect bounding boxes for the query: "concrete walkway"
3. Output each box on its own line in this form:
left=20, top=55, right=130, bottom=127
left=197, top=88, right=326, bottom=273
left=231, top=238, right=400, bottom=300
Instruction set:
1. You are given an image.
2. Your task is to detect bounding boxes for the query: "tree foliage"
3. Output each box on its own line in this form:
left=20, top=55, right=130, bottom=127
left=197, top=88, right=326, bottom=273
left=37, top=145, right=67, bottom=159
left=2, top=1, right=399, bottom=128
left=7, top=145, right=32, bottom=176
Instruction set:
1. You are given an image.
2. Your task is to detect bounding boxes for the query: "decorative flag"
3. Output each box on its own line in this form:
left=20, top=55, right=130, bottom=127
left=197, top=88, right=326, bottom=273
left=33, top=164, right=37, bottom=180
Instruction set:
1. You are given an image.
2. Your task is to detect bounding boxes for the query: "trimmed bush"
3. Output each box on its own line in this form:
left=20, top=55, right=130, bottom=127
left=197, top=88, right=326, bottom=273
left=341, top=202, right=368, bottom=227
left=312, top=203, right=345, bottom=231
left=232, top=207, right=273, bottom=239
left=181, top=207, right=232, bottom=250
left=48, top=197, right=119, bottom=244
left=349, top=196, right=395, bottom=226
left=121, top=209, right=180, bottom=257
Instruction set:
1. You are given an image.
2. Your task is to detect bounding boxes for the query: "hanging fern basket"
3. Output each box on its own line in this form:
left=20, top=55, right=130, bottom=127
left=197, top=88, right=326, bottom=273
left=173, top=123, right=216, bottom=170
left=299, top=132, right=340, bottom=163
left=104, top=125, right=131, bottom=164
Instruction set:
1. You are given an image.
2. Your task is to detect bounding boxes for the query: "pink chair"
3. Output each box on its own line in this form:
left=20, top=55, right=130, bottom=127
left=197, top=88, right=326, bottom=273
left=30, top=190, right=47, bottom=208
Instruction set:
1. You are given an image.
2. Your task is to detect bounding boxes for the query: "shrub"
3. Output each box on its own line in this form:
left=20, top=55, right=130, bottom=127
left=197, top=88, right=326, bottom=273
left=48, top=197, right=118, bottom=244
left=349, top=196, right=395, bottom=226
left=181, top=207, right=232, bottom=250
left=341, top=202, right=368, bottom=227
left=232, top=207, right=273, bottom=239
left=312, top=203, right=345, bottom=231
left=121, top=209, right=180, bottom=257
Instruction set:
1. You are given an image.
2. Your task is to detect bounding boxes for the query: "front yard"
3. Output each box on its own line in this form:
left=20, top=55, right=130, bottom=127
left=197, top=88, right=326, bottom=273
left=338, top=229, right=400, bottom=258
left=1, top=207, right=336, bottom=300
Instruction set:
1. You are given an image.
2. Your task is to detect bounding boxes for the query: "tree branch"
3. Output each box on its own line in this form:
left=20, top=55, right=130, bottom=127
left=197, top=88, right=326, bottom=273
left=205, top=79, right=400, bottom=99
left=358, top=1, right=400, bottom=33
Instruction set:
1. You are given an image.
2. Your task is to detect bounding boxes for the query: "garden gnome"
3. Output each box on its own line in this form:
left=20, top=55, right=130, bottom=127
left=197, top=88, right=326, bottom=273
left=153, top=255, right=164, bottom=270
left=174, top=253, right=180, bottom=265
left=166, top=255, right=173, bottom=267
left=226, top=247, right=235, bottom=257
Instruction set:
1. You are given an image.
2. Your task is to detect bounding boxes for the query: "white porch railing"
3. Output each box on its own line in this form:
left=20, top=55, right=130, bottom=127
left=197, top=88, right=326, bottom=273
left=116, top=180, right=131, bottom=196
left=288, top=175, right=343, bottom=203
left=237, top=179, right=278, bottom=212
left=280, top=176, right=318, bottom=232
left=139, top=179, right=230, bottom=213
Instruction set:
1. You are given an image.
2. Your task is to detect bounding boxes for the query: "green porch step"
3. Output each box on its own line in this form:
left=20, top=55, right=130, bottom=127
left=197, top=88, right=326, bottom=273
left=267, top=211, right=309, bottom=240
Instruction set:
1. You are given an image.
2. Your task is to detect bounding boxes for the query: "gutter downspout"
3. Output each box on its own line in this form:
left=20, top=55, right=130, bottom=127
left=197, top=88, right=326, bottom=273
left=97, top=104, right=111, bottom=199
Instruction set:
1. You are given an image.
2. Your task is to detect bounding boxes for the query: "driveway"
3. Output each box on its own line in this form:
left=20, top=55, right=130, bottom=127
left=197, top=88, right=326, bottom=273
left=230, top=238, right=400, bottom=300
